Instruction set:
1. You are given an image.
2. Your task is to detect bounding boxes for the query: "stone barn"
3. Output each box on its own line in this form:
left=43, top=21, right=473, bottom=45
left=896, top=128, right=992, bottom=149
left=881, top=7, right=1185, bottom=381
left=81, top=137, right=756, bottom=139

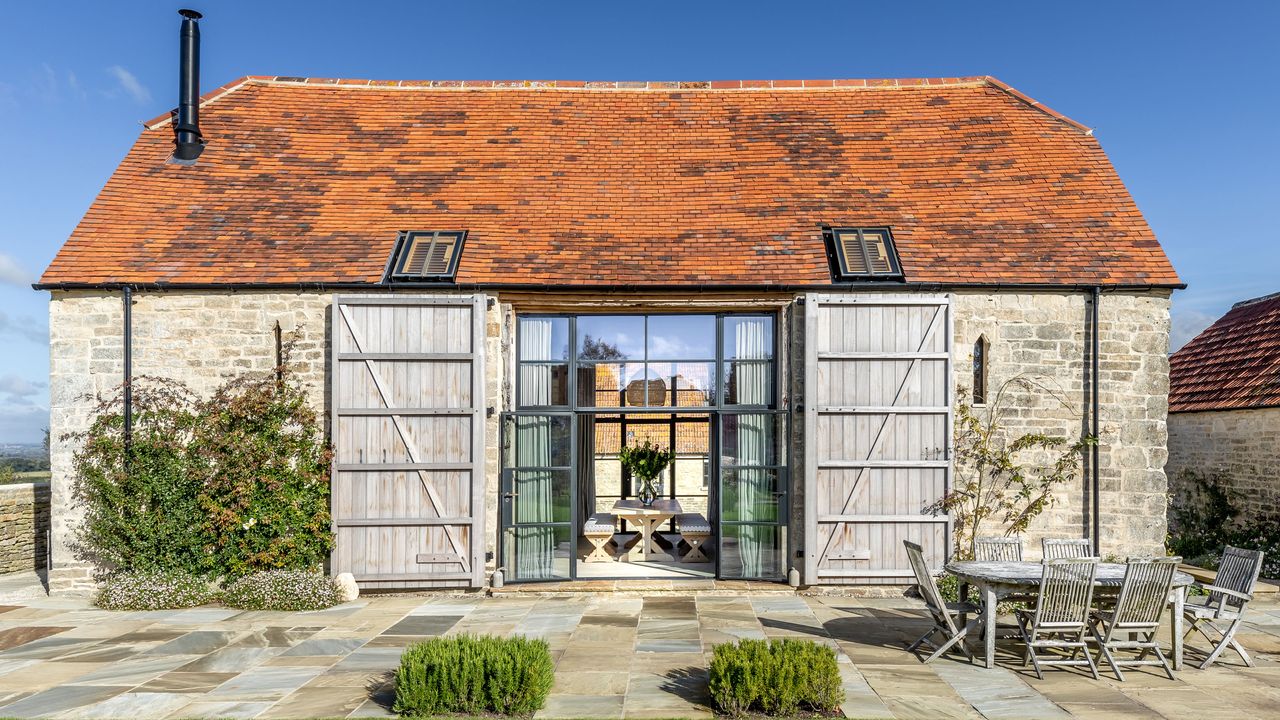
left=1166, top=292, right=1280, bottom=522
left=36, top=69, right=1181, bottom=592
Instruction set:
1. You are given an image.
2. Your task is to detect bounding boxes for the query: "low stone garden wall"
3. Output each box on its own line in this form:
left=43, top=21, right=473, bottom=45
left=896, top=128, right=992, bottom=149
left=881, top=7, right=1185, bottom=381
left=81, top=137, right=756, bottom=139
left=0, top=482, right=50, bottom=574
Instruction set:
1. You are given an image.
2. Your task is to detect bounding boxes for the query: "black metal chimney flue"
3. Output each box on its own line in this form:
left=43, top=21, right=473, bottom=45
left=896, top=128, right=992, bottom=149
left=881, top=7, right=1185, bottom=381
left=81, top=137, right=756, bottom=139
left=173, top=9, right=204, bottom=162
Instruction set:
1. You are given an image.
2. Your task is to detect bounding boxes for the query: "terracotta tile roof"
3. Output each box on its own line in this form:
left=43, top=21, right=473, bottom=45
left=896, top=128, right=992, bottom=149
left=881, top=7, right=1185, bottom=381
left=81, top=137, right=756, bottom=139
left=39, top=76, right=1180, bottom=288
left=1169, top=292, right=1280, bottom=413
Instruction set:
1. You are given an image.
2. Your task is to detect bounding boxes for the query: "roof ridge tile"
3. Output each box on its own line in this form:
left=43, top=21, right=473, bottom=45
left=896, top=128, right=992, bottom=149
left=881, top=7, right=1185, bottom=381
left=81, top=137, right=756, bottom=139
left=139, top=74, right=1095, bottom=136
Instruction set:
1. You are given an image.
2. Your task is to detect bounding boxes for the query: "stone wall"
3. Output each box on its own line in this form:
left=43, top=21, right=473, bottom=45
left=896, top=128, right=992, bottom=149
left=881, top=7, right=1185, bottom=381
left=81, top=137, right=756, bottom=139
left=0, top=483, right=49, bottom=574
left=1166, top=407, right=1280, bottom=523
left=46, top=289, right=483, bottom=591
left=47, top=288, right=1172, bottom=590
left=786, top=290, right=1171, bottom=584
left=950, top=290, right=1172, bottom=558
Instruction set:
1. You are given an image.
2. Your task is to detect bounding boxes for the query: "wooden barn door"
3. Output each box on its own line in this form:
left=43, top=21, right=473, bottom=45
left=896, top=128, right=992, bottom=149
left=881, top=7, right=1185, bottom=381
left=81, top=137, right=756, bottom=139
left=330, top=295, right=487, bottom=589
left=803, top=294, right=952, bottom=585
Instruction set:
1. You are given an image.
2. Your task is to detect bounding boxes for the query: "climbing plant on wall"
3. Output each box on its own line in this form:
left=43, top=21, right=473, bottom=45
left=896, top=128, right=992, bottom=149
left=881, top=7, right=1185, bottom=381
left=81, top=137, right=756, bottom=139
left=69, top=334, right=334, bottom=579
left=933, top=375, right=1095, bottom=560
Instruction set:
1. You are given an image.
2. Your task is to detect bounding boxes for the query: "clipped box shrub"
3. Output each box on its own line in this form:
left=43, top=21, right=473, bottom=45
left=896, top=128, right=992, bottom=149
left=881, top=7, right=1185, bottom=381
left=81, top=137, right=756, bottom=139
left=220, top=570, right=343, bottom=611
left=95, top=570, right=217, bottom=610
left=394, top=634, right=554, bottom=717
left=708, top=638, right=844, bottom=717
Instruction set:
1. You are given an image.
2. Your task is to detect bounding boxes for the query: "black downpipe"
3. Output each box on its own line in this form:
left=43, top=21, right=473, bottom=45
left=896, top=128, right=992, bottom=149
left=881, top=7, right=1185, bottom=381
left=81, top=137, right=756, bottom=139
left=122, top=287, right=133, bottom=463
left=1090, top=287, right=1101, bottom=553
left=173, top=9, right=204, bottom=161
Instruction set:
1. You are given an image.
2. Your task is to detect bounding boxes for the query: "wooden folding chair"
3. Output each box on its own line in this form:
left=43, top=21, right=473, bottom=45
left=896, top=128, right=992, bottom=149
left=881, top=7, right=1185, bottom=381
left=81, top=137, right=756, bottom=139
left=1015, top=557, right=1101, bottom=679
left=904, top=540, right=978, bottom=663
left=1090, top=557, right=1180, bottom=680
left=1042, top=537, right=1093, bottom=560
left=975, top=536, right=1023, bottom=562
left=1183, top=545, right=1265, bottom=669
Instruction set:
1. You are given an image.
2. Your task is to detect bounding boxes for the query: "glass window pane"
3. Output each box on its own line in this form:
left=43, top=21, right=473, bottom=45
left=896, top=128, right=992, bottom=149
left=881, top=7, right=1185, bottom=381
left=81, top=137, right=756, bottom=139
left=575, top=362, right=645, bottom=408
left=723, top=316, right=774, bottom=360
left=518, top=317, right=569, bottom=361
left=720, top=524, right=782, bottom=579
left=721, top=413, right=778, bottom=467
left=723, top=361, right=773, bottom=406
left=721, top=468, right=782, bottom=523
left=623, top=368, right=667, bottom=408
left=577, top=316, right=644, bottom=360
left=647, top=362, right=715, bottom=407
left=504, top=525, right=571, bottom=581
left=510, top=415, right=572, bottom=467
left=648, top=315, right=715, bottom=360
left=512, top=470, right=571, bottom=524
left=518, top=363, right=567, bottom=407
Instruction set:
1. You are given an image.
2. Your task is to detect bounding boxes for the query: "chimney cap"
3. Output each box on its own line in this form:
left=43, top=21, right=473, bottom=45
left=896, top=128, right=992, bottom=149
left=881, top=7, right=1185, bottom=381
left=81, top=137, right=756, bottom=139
left=179, top=9, right=202, bottom=20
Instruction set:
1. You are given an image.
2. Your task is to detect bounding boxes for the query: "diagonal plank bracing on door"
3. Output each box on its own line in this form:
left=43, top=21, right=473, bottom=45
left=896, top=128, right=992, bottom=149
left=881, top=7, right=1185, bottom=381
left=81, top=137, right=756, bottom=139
left=337, top=304, right=471, bottom=573
left=804, top=294, right=953, bottom=584
left=815, top=304, right=942, bottom=566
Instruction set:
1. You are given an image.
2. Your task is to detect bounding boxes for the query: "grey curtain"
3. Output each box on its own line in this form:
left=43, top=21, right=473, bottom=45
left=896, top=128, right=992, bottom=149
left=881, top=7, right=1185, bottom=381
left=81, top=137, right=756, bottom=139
left=735, top=318, right=772, bottom=577
left=516, top=319, right=554, bottom=578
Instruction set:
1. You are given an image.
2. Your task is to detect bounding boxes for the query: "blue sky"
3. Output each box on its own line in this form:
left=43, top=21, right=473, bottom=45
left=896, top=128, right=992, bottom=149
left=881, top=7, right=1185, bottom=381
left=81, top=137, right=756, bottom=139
left=1, top=1, right=1277, bottom=444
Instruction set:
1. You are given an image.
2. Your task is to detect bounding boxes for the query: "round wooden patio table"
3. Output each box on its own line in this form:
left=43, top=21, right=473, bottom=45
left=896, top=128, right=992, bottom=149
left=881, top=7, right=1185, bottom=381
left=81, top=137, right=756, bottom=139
left=946, top=560, right=1194, bottom=670
left=612, top=498, right=682, bottom=562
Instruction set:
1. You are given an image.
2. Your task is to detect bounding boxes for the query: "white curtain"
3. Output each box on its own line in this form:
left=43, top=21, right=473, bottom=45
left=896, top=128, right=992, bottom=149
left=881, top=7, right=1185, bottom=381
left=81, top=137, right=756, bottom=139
left=734, top=318, right=773, bottom=577
left=515, top=320, right=554, bottom=578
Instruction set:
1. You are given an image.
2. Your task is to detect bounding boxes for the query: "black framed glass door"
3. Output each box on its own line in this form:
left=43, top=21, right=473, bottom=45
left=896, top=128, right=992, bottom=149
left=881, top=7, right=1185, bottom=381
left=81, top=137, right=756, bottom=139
left=500, top=413, right=575, bottom=582
left=718, top=411, right=788, bottom=580
left=502, top=311, right=785, bottom=584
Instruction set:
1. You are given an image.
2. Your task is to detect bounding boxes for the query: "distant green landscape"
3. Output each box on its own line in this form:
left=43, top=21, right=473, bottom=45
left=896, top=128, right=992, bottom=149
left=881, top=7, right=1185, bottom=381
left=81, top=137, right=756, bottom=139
left=0, top=437, right=50, bottom=484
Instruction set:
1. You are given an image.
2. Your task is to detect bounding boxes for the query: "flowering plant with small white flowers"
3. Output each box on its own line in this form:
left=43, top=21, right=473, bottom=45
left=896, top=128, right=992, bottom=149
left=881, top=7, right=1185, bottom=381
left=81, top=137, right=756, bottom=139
left=95, top=570, right=217, bottom=610
left=220, top=570, right=344, bottom=611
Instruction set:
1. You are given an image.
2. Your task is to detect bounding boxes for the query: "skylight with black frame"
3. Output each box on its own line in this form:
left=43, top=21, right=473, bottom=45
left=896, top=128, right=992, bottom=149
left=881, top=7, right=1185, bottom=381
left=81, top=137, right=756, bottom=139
left=385, top=231, right=466, bottom=282
left=827, top=227, right=903, bottom=280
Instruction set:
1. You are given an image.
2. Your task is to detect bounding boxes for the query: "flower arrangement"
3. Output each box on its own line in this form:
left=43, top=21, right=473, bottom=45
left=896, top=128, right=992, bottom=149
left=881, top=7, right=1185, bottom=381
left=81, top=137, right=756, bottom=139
left=618, top=440, right=673, bottom=506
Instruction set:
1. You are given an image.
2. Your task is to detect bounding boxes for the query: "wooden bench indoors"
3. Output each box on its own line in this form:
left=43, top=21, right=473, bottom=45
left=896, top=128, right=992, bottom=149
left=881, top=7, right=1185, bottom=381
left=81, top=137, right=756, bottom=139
left=583, top=512, right=618, bottom=562
left=676, top=513, right=711, bottom=562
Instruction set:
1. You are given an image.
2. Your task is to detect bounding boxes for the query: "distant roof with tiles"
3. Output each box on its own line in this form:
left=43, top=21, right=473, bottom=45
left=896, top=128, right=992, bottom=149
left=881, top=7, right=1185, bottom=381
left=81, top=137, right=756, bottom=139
left=1169, top=292, right=1280, bottom=413
left=38, top=75, right=1180, bottom=289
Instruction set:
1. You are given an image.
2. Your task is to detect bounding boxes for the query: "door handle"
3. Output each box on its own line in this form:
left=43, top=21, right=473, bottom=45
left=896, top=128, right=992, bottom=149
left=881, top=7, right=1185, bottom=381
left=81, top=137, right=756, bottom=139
left=503, top=492, right=519, bottom=499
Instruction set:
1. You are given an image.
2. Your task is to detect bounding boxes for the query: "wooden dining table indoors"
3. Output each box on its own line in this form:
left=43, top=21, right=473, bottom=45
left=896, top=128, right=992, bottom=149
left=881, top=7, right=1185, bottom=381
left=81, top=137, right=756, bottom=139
left=947, top=560, right=1195, bottom=669
left=612, top=498, right=682, bottom=562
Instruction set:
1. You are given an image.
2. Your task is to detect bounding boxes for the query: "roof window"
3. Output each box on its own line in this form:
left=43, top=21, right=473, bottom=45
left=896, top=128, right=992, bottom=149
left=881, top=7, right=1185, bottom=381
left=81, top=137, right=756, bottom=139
left=386, top=231, right=466, bottom=281
left=827, top=227, right=903, bottom=280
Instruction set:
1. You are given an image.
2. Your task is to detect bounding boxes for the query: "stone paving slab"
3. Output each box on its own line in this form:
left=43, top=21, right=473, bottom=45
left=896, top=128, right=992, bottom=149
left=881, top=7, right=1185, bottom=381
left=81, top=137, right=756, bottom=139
left=0, top=584, right=1274, bottom=718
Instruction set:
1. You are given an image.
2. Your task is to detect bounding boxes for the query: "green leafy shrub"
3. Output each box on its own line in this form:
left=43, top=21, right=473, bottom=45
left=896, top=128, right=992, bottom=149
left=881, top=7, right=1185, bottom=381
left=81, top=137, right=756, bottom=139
left=220, top=570, right=343, bottom=611
left=95, top=570, right=217, bottom=610
left=68, top=336, right=334, bottom=581
left=195, top=352, right=334, bottom=577
left=70, top=379, right=209, bottom=576
left=708, top=638, right=844, bottom=717
left=394, top=634, right=554, bottom=717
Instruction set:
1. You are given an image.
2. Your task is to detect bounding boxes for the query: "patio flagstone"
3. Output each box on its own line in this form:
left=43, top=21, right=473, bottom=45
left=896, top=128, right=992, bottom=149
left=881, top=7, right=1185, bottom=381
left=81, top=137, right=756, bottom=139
left=0, top=582, right=1273, bottom=718
left=0, top=684, right=132, bottom=718
left=69, top=690, right=194, bottom=718
left=933, top=662, right=1072, bottom=720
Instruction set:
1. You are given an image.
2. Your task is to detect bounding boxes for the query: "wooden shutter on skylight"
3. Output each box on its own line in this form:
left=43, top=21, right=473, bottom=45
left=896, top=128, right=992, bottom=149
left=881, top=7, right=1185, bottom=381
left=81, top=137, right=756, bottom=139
left=388, top=231, right=467, bottom=281
left=830, top=228, right=902, bottom=280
